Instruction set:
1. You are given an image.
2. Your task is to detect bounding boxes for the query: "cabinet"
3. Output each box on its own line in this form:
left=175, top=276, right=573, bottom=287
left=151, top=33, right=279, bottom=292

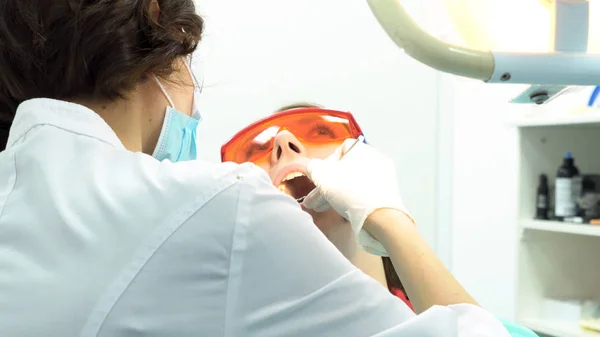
left=512, top=107, right=600, bottom=337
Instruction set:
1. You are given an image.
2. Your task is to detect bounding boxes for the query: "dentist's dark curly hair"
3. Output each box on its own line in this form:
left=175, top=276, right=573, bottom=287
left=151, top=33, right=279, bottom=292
left=0, top=0, right=204, bottom=150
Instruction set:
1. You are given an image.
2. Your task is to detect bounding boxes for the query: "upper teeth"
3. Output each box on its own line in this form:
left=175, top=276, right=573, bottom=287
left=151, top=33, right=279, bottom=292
left=282, top=172, right=305, bottom=182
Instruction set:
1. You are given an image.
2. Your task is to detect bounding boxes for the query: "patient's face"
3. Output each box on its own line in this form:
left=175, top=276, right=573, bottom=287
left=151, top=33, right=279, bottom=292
left=253, top=127, right=346, bottom=232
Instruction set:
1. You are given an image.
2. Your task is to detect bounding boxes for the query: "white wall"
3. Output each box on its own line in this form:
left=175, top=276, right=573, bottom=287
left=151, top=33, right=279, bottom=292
left=192, top=0, right=442, bottom=248
left=420, top=4, right=522, bottom=318
left=448, top=79, right=521, bottom=319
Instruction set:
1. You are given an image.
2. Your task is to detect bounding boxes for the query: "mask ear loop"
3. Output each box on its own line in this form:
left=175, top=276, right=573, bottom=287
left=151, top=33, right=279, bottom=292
left=184, top=60, right=201, bottom=91
left=154, top=57, right=197, bottom=111
left=181, top=29, right=201, bottom=90
left=184, top=56, right=204, bottom=121
left=153, top=76, right=176, bottom=109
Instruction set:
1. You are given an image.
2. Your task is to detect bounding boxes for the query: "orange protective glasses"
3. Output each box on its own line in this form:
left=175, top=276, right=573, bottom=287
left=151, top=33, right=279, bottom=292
left=221, top=108, right=364, bottom=164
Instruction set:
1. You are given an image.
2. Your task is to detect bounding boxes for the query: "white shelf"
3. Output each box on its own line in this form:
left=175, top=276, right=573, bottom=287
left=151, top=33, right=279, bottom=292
left=515, top=111, right=600, bottom=337
left=520, top=318, right=600, bottom=337
left=521, top=220, right=600, bottom=237
left=509, top=107, right=600, bottom=127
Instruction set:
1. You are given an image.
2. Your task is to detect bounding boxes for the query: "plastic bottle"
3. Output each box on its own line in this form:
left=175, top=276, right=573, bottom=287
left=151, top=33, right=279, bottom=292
left=535, top=174, right=549, bottom=220
left=555, top=152, right=582, bottom=219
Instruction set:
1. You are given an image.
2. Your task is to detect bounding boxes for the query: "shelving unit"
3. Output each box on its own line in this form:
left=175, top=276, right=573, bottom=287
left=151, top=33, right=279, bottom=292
left=514, top=106, right=600, bottom=337
left=509, top=107, right=600, bottom=128
left=522, top=220, right=600, bottom=237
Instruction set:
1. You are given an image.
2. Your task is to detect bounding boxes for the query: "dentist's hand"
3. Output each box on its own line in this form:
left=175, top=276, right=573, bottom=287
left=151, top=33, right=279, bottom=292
left=303, top=139, right=413, bottom=256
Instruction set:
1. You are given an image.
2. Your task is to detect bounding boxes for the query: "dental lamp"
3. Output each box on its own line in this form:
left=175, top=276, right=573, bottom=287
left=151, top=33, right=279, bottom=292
left=367, top=0, right=600, bottom=104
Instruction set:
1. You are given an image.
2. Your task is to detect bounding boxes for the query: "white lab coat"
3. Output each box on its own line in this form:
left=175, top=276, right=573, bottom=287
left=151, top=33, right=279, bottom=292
left=0, top=98, right=509, bottom=337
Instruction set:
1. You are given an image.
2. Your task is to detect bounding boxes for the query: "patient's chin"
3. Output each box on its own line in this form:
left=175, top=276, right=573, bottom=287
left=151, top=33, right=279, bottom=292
left=306, top=208, right=345, bottom=232
left=306, top=208, right=357, bottom=258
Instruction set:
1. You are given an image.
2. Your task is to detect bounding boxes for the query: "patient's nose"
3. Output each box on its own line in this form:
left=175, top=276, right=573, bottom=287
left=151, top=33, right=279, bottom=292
left=271, top=130, right=305, bottom=163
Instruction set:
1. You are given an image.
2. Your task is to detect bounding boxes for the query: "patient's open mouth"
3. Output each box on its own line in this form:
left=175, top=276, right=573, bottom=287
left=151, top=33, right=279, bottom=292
left=278, top=172, right=316, bottom=201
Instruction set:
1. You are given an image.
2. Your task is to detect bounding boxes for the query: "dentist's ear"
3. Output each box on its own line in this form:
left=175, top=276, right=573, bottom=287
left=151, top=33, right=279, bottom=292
left=148, top=0, right=160, bottom=23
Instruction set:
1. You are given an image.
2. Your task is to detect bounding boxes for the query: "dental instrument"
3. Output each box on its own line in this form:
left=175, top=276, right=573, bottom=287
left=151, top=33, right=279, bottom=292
left=366, top=0, right=600, bottom=104
left=341, top=135, right=364, bottom=159
left=296, top=135, right=365, bottom=203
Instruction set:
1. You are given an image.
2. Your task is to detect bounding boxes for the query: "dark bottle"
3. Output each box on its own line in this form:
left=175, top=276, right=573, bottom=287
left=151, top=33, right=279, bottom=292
left=535, top=174, right=549, bottom=220
left=554, top=152, right=582, bottom=219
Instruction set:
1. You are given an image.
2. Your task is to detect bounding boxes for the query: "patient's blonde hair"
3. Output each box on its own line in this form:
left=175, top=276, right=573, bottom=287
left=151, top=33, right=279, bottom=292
left=274, top=102, right=323, bottom=113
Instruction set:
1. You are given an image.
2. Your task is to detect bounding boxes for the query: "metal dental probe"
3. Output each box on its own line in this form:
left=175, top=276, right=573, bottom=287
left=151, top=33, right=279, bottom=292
left=296, top=135, right=364, bottom=203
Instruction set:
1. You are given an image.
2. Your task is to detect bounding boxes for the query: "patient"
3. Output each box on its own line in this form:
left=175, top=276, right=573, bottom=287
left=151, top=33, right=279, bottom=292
left=221, top=102, right=412, bottom=310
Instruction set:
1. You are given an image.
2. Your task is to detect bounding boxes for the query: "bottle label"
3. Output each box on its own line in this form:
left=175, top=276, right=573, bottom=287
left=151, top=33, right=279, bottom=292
left=555, top=178, right=576, bottom=216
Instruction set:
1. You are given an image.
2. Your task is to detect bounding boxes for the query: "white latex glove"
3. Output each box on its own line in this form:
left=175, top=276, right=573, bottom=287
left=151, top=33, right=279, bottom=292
left=303, top=139, right=413, bottom=256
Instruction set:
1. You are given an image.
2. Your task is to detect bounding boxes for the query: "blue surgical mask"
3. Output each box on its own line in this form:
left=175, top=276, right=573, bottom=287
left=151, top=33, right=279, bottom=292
left=152, top=60, right=202, bottom=162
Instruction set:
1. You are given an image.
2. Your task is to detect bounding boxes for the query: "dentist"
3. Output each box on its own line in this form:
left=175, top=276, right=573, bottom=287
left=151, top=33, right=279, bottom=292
left=0, top=0, right=511, bottom=336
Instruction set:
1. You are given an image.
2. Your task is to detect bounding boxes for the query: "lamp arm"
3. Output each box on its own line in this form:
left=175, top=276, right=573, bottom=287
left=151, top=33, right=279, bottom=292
left=367, top=0, right=494, bottom=81
left=367, top=0, right=600, bottom=88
